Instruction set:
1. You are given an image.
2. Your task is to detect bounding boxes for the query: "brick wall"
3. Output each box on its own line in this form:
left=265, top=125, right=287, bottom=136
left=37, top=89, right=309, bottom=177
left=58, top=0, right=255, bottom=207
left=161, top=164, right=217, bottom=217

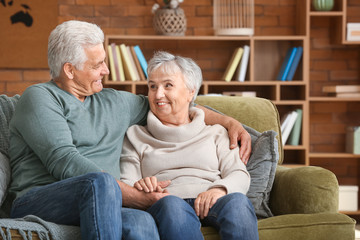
left=0, top=0, right=298, bottom=96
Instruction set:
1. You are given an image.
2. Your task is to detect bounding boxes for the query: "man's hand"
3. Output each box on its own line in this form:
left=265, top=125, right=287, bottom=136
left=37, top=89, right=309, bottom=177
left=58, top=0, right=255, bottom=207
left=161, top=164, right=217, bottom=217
left=227, top=118, right=252, bottom=164
left=194, top=188, right=226, bottom=219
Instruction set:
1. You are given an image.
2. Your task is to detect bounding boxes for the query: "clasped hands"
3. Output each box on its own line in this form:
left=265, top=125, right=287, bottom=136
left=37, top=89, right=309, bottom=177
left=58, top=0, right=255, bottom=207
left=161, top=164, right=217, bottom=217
left=134, top=176, right=227, bottom=219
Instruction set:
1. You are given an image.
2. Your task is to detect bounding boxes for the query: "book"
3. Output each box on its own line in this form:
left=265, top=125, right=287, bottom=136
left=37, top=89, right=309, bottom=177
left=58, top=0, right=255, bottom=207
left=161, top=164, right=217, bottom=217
left=107, top=45, right=117, bottom=81
left=287, top=109, right=303, bottom=146
left=280, top=111, right=292, bottom=134
left=235, top=45, right=250, bottom=82
left=133, top=45, right=148, bottom=79
left=281, top=110, right=299, bottom=145
left=126, top=46, right=140, bottom=81
left=130, top=46, right=146, bottom=81
left=347, top=23, right=360, bottom=41
left=119, top=44, right=137, bottom=81
left=346, top=126, right=360, bottom=154
left=276, top=47, right=297, bottom=81
left=286, top=46, right=303, bottom=81
left=323, top=85, right=360, bottom=93
left=115, top=45, right=125, bottom=81
left=110, top=43, right=122, bottom=81
left=222, top=47, right=244, bottom=82
left=336, top=92, right=360, bottom=98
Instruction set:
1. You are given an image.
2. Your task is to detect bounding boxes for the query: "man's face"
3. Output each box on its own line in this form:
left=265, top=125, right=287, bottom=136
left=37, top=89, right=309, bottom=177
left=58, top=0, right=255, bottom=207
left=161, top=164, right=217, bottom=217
left=72, top=44, right=109, bottom=99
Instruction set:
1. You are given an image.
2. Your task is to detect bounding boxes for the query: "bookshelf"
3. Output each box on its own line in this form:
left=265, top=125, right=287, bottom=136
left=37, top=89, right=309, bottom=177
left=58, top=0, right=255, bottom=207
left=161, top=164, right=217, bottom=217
left=307, top=0, right=360, bottom=217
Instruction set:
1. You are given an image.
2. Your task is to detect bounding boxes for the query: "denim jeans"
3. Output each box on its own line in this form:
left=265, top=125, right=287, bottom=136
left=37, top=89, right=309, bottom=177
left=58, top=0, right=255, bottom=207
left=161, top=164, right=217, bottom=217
left=147, top=193, right=259, bottom=240
left=11, top=172, right=159, bottom=240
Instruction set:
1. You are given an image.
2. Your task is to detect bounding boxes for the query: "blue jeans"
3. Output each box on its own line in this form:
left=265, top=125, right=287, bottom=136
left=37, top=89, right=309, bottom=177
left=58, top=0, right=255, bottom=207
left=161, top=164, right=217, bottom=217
left=147, top=193, right=259, bottom=240
left=11, top=172, right=159, bottom=240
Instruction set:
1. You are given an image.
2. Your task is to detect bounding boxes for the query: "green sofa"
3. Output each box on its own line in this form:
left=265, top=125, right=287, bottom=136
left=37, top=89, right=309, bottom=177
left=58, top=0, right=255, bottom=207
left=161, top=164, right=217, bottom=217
left=194, top=96, right=355, bottom=240
left=0, top=95, right=356, bottom=239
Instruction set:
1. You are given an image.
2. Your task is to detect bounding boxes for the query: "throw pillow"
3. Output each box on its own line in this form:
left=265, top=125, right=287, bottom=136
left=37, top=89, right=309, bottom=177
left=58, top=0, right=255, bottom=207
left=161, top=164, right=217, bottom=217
left=244, top=125, right=279, bottom=219
left=0, top=152, right=11, bottom=206
left=0, top=94, right=20, bottom=157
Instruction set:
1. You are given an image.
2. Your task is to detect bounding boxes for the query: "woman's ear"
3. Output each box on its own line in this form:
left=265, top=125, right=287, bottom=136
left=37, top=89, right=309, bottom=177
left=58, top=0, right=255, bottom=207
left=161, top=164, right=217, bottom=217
left=188, top=89, right=196, bottom=102
left=63, top=62, right=74, bottom=80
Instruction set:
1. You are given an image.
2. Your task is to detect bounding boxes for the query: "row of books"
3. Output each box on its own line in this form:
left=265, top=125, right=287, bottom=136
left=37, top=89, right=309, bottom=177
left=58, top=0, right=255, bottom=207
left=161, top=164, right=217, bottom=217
left=222, top=45, right=250, bottom=82
left=276, top=46, right=303, bottom=81
left=322, top=85, right=360, bottom=98
left=280, top=109, right=303, bottom=146
left=107, top=43, right=148, bottom=81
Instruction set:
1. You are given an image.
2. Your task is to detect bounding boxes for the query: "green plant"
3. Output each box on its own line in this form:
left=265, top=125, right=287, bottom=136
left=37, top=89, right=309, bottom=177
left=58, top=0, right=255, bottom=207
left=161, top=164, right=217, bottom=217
left=152, top=0, right=184, bottom=13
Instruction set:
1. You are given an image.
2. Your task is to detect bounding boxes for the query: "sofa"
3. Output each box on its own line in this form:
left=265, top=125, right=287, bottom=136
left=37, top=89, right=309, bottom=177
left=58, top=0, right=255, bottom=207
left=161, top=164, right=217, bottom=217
left=0, top=94, right=356, bottom=240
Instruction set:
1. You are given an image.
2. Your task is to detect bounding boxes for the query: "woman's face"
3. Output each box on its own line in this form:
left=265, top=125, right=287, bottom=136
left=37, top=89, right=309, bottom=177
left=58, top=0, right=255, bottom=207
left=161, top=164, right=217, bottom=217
left=147, top=67, right=195, bottom=126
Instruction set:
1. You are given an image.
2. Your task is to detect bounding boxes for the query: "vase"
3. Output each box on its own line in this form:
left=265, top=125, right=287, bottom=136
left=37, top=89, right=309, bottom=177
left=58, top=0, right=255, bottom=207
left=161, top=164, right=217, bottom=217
left=153, top=8, right=187, bottom=36
left=312, top=0, right=334, bottom=11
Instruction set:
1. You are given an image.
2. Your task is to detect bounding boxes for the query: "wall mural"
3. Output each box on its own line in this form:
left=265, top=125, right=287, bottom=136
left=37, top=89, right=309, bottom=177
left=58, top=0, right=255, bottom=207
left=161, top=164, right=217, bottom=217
left=0, top=0, right=58, bottom=68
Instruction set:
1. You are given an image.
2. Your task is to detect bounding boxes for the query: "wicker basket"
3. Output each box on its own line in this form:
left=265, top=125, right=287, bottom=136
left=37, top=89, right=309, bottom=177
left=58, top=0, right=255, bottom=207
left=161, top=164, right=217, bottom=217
left=213, top=0, right=254, bottom=36
left=153, top=8, right=187, bottom=36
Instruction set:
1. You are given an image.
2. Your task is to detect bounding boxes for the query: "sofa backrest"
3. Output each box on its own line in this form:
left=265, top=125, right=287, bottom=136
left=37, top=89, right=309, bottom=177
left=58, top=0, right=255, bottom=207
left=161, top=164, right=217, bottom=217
left=195, top=96, right=283, bottom=164
left=0, top=95, right=20, bottom=158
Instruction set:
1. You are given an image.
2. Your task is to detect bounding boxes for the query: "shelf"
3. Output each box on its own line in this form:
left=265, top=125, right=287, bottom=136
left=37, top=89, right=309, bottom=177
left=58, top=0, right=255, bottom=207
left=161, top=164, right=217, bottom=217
left=284, top=145, right=306, bottom=150
left=309, top=11, right=344, bottom=16
left=282, top=164, right=307, bottom=168
left=309, top=153, right=360, bottom=158
left=273, top=100, right=306, bottom=105
left=104, top=80, right=306, bottom=86
left=342, top=40, right=360, bottom=45
left=340, top=210, right=360, bottom=215
left=309, top=96, right=360, bottom=102
left=106, top=35, right=252, bottom=41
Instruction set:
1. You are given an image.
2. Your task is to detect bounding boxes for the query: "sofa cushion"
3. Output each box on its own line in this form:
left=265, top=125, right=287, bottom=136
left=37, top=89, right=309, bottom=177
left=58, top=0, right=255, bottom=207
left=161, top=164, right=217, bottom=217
left=0, top=94, right=20, bottom=157
left=245, top=126, right=279, bottom=219
left=0, top=152, right=11, bottom=207
left=257, top=212, right=355, bottom=240
left=201, top=212, right=355, bottom=240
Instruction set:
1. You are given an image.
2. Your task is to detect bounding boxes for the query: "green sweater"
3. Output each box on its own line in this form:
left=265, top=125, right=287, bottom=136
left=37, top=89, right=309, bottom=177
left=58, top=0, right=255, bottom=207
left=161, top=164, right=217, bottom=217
left=9, top=81, right=149, bottom=198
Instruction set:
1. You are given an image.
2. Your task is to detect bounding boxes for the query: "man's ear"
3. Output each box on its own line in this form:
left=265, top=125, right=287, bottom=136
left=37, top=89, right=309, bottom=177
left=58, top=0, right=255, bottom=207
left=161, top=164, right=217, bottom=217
left=63, top=62, right=74, bottom=80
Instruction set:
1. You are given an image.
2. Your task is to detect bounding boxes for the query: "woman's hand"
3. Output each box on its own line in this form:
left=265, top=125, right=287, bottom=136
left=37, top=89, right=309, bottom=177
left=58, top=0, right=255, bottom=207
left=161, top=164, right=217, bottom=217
left=194, top=187, right=227, bottom=219
left=134, top=176, right=171, bottom=193
left=227, top=119, right=251, bottom=165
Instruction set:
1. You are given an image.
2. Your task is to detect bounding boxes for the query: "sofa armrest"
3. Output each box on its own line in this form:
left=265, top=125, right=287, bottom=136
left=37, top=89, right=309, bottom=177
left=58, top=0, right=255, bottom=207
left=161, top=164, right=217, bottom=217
left=269, top=166, right=339, bottom=215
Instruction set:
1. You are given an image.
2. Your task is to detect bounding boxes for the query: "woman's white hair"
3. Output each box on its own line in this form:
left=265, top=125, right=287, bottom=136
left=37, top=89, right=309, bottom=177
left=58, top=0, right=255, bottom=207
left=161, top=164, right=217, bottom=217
left=147, top=51, right=203, bottom=105
left=48, top=20, right=104, bottom=79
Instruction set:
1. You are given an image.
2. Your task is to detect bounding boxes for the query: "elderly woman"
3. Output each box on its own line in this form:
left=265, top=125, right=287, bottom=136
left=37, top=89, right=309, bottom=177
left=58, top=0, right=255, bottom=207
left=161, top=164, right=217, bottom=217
left=120, top=51, right=259, bottom=240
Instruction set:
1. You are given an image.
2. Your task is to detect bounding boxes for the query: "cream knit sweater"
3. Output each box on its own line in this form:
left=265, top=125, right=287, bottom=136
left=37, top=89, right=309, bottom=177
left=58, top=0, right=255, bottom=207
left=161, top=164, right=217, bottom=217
left=120, top=108, right=250, bottom=199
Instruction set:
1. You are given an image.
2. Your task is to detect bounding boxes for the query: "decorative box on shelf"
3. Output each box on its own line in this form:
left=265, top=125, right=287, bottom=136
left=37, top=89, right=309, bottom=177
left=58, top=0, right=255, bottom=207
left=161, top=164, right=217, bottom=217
left=347, top=23, right=360, bottom=41
left=339, top=185, right=359, bottom=212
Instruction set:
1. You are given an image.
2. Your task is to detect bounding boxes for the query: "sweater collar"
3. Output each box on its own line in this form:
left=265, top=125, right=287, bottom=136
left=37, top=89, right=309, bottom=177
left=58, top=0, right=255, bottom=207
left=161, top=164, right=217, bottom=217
left=146, top=108, right=206, bottom=142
